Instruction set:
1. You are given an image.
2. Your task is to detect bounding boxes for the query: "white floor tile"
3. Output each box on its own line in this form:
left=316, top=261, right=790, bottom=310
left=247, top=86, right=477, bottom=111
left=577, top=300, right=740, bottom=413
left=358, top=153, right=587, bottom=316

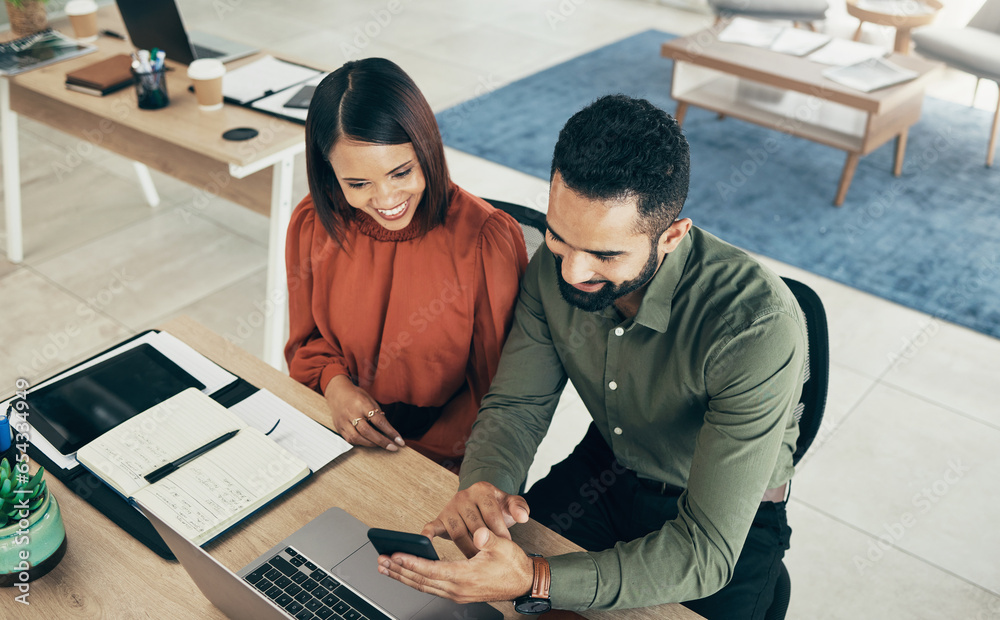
left=32, top=209, right=267, bottom=330
left=792, top=383, right=1000, bottom=592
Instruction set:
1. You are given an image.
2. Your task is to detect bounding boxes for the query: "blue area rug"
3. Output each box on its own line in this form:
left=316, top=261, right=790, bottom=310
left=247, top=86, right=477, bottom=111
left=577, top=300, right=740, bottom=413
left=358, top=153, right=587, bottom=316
left=436, top=30, right=1000, bottom=340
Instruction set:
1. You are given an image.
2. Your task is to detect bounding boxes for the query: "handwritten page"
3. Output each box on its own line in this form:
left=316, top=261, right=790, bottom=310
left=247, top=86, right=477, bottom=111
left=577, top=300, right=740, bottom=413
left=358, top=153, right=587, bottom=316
left=228, top=388, right=351, bottom=472
left=132, top=429, right=308, bottom=544
left=76, top=389, right=244, bottom=497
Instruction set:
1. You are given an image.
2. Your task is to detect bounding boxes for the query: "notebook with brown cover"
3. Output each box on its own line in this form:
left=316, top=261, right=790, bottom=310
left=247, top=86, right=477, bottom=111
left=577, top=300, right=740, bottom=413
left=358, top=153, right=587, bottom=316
left=65, top=53, right=135, bottom=96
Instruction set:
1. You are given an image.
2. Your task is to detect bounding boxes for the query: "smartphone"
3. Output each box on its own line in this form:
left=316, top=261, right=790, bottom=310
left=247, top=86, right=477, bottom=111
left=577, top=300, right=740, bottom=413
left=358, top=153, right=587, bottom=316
left=367, top=528, right=439, bottom=561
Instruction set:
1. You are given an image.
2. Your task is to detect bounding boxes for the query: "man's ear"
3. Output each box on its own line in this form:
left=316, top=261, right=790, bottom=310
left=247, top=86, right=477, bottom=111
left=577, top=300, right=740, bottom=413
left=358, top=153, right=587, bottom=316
left=657, top=218, right=692, bottom=254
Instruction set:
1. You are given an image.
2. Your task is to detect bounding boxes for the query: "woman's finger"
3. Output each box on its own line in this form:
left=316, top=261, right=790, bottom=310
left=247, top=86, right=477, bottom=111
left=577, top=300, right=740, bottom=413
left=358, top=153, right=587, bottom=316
left=366, top=408, right=406, bottom=447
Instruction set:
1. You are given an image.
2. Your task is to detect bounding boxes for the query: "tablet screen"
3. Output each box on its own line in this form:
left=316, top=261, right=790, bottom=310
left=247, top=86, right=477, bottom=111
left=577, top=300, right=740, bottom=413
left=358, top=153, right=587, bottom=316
left=24, top=344, right=205, bottom=454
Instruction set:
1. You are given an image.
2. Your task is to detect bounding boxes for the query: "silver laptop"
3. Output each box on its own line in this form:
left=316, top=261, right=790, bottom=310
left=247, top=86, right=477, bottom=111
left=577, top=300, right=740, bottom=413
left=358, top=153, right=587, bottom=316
left=115, top=0, right=257, bottom=65
left=137, top=503, right=503, bottom=620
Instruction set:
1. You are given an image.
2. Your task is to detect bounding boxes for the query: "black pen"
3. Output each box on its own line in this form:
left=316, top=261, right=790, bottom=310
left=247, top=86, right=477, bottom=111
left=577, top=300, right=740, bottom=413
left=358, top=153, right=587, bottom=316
left=100, top=29, right=126, bottom=40
left=144, top=430, right=239, bottom=484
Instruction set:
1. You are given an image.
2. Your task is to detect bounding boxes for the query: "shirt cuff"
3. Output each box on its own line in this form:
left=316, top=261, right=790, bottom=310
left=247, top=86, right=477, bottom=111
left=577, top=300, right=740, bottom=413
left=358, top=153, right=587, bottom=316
left=457, top=467, right=520, bottom=495
left=319, top=365, right=349, bottom=395
left=546, top=552, right=599, bottom=610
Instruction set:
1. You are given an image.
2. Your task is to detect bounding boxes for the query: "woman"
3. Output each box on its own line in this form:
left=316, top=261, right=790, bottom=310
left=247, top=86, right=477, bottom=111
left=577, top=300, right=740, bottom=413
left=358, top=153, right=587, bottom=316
left=285, top=58, right=528, bottom=470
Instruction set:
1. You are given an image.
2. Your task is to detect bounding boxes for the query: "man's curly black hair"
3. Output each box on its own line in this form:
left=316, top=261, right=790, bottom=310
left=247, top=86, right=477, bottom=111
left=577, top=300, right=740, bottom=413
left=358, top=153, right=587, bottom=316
left=550, top=95, right=690, bottom=238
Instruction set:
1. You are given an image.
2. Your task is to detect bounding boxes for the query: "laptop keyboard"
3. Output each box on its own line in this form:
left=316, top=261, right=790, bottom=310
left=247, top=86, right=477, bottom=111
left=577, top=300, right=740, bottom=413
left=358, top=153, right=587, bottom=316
left=244, top=546, right=393, bottom=620
left=191, top=43, right=224, bottom=60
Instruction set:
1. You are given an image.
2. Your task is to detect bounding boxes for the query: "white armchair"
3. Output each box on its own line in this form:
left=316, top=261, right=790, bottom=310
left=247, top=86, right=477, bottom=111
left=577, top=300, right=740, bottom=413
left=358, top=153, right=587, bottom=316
left=913, top=0, right=1000, bottom=166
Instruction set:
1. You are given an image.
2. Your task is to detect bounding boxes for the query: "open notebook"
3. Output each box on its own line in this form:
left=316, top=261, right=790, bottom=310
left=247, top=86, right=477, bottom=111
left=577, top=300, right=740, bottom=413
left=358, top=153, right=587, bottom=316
left=77, top=388, right=309, bottom=545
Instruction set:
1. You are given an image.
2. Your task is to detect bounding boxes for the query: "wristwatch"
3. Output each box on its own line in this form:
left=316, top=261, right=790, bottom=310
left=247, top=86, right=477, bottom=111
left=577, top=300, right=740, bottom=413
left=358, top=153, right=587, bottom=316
left=514, top=554, right=552, bottom=614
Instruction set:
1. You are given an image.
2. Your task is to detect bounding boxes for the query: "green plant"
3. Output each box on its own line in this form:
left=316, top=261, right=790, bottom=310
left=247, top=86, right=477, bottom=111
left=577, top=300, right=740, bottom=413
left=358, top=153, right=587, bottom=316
left=0, top=458, right=46, bottom=529
left=5, top=0, right=50, bottom=8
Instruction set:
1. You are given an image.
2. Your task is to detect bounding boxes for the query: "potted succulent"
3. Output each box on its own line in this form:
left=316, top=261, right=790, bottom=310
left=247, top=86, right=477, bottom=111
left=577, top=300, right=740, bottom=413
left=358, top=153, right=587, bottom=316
left=0, top=458, right=67, bottom=587
left=5, top=0, right=48, bottom=37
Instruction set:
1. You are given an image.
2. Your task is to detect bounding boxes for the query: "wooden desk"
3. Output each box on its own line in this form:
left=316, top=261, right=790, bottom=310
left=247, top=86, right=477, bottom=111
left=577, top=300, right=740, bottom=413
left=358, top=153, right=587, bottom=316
left=23, top=316, right=700, bottom=619
left=0, top=7, right=308, bottom=368
left=661, top=29, right=942, bottom=206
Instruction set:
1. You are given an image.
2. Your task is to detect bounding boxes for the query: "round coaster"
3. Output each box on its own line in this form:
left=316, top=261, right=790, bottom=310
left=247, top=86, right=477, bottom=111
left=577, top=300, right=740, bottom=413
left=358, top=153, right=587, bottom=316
left=222, top=127, right=259, bottom=141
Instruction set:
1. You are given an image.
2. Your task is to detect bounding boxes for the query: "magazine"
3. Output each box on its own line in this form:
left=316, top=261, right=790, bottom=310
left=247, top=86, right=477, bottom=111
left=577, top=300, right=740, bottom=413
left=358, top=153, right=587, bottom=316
left=0, top=28, right=96, bottom=76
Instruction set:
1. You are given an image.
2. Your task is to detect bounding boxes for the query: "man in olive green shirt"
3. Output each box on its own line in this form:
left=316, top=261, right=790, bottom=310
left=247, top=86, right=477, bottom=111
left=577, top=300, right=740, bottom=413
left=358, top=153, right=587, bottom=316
left=377, top=95, right=805, bottom=618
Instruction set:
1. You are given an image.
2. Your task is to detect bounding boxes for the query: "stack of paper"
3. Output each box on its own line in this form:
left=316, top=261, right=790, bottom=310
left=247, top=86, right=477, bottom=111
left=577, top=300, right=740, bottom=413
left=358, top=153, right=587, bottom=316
left=719, top=18, right=831, bottom=56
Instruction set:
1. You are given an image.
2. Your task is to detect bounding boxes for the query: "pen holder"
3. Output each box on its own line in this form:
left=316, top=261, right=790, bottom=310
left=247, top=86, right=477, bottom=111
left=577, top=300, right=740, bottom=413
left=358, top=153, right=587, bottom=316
left=132, top=68, right=170, bottom=110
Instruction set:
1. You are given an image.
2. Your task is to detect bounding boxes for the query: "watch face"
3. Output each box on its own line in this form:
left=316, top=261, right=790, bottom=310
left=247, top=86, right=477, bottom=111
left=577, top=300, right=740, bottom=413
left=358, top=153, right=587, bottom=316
left=514, top=598, right=552, bottom=614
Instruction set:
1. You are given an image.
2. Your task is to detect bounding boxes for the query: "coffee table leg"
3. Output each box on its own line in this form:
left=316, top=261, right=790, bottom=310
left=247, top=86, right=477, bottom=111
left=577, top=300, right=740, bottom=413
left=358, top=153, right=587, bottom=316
left=835, top=153, right=860, bottom=207
left=852, top=23, right=864, bottom=42
left=893, top=29, right=912, bottom=54
left=894, top=130, right=908, bottom=176
left=674, top=101, right=688, bottom=126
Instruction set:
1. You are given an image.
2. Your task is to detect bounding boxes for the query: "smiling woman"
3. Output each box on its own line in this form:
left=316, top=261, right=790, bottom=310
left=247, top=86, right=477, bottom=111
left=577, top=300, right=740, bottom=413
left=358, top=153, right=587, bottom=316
left=284, top=58, right=529, bottom=470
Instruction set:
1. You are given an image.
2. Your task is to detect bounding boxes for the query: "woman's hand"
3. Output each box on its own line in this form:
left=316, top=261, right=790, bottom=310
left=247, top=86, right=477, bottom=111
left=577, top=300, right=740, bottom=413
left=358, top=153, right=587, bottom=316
left=325, top=374, right=405, bottom=451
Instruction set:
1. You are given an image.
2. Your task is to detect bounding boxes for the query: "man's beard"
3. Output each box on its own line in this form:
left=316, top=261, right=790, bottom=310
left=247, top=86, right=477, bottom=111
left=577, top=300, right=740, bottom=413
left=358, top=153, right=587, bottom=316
left=554, top=240, right=661, bottom=312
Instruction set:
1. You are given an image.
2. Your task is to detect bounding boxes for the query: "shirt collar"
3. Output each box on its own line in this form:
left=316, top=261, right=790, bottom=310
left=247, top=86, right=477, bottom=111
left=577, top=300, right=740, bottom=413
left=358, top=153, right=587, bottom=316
left=630, top=229, right=693, bottom=333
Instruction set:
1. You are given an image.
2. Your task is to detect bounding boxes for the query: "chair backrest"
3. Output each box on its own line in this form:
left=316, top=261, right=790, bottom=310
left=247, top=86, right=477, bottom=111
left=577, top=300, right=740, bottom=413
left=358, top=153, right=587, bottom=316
left=483, top=198, right=547, bottom=258
left=969, top=0, right=1000, bottom=32
left=780, top=277, right=829, bottom=465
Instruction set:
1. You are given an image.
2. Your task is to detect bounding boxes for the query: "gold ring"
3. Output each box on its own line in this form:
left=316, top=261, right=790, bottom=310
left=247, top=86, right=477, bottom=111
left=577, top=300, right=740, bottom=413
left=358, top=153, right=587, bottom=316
left=351, top=417, right=363, bottom=427
left=366, top=410, right=377, bottom=418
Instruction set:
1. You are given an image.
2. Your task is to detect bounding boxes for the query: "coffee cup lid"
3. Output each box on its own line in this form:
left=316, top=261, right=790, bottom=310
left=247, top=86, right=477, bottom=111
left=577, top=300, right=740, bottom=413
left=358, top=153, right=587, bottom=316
left=65, top=0, right=98, bottom=15
left=188, top=59, right=226, bottom=80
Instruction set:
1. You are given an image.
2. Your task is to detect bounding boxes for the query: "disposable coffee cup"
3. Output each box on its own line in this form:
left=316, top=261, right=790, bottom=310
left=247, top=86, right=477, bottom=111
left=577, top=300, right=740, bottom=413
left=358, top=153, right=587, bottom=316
left=65, top=0, right=99, bottom=42
left=187, top=59, right=226, bottom=111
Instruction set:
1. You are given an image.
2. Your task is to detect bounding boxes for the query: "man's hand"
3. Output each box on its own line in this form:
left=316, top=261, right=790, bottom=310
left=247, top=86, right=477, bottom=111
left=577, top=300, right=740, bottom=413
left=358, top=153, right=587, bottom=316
left=421, top=481, right=530, bottom=558
left=378, top=527, right=534, bottom=604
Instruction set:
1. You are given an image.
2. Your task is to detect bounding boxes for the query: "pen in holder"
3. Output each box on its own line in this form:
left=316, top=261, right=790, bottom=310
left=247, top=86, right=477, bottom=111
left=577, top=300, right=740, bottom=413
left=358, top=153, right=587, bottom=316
left=132, top=67, right=170, bottom=110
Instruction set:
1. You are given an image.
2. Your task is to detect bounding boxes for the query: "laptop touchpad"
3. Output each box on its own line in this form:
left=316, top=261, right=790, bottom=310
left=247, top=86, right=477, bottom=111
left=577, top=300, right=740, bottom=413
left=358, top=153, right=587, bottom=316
left=333, top=542, right=437, bottom=618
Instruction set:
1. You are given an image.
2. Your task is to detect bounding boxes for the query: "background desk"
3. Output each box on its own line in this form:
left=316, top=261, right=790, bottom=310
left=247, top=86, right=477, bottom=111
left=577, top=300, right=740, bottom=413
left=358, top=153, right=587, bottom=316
left=22, top=316, right=701, bottom=620
left=1, top=7, right=307, bottom=369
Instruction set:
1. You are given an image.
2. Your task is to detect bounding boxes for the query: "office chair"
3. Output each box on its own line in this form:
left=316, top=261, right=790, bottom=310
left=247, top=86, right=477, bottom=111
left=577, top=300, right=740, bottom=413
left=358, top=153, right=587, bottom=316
left=483, top=198, right=547, bottom=258
left=764, top=277, right=830, bottom=620
left=912, top=0, right=1000, bottom=166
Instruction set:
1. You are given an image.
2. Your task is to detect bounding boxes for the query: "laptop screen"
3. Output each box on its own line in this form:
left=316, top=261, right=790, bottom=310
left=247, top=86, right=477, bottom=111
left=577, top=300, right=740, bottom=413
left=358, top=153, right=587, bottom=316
left=115, top=0, right=197, bottom=65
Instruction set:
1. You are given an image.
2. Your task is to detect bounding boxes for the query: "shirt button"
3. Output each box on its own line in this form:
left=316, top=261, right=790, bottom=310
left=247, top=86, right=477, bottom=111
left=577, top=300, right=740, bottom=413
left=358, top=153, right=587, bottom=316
left=614, top=427, right=623, bottom=435
left=609, top=381, right=618, bottom=390
left=614, top=327, right=624, bottom=336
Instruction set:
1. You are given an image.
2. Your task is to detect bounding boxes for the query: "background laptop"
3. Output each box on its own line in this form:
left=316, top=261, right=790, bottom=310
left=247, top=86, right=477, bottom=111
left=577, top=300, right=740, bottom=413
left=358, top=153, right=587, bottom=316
left=115, top=0, right=257, bottom=65
left=137, top=503, right=503, bottom=620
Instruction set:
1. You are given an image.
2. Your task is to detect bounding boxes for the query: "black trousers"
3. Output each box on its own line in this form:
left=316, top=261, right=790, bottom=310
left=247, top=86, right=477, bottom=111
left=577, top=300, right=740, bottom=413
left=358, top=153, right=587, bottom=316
left=523, top=424, right=791, bottom=619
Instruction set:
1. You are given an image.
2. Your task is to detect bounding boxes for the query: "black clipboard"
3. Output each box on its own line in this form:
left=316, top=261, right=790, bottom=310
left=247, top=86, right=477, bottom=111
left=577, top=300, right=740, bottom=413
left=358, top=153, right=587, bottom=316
left=22, top=330, right=259, bottom=560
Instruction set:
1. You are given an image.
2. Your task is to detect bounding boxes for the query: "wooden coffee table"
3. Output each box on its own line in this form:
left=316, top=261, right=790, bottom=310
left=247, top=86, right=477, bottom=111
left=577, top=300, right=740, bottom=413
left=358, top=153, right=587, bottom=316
left=661, top=30, right=942, bottom=206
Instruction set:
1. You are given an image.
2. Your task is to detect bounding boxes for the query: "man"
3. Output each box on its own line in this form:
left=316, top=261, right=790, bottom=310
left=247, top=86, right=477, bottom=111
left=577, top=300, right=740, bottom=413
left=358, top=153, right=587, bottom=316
left=378, top=95, right=805, bottom=618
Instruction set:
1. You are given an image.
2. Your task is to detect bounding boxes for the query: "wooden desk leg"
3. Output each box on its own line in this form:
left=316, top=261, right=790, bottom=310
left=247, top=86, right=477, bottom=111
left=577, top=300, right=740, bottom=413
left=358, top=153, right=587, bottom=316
left=894, top=130, right=908, bottom=176
left=262, top=153, right=295, bottom=369
left=675, top=101, right=688, bottom=127
left=835, top=153, right=860, bottom=207
left=1, top=79, right=23, bottom=263
left=132, top=162, right=161, bottom=207
left=894, top=29, right=912, bottom=54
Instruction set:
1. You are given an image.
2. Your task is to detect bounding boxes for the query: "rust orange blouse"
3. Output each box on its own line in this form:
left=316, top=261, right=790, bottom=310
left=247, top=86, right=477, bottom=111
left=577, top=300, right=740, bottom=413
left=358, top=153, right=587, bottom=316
left=284, top=184, right=528, bottom=466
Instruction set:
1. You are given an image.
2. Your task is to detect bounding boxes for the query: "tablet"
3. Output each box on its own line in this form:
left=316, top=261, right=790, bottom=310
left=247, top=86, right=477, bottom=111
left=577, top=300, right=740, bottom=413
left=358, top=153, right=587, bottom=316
left=24, top=344, right=205, bottom=454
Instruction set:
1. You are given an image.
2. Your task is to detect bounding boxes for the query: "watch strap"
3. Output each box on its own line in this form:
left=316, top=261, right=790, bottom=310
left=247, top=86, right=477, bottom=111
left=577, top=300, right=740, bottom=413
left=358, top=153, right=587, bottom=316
left=528, top=555, right=551, bottom=600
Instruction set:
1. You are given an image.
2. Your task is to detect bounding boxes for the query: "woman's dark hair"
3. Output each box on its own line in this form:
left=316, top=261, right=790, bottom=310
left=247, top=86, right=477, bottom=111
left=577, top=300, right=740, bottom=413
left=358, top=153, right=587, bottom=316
left=305, top=58, right=450, bottom=244
left=551, top=94, right=690, bottom=239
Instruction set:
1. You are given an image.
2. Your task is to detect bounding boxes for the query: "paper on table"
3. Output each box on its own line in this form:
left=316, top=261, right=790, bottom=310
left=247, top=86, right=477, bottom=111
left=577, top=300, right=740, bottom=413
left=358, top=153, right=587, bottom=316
left=227, top=388, right=351, bottom=472
left=250, top=73, right=326, bottom=122
left=770, top=28, right=831, bottom=56
left=807, top=38, right=887, bottom=65
left=718, top=17, right=784, bottom=48
left=822, top=56, right=919, bottom=92
left=6, top=331, right=237, bottom=470
left=222, top=55, right=321, bottom=104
